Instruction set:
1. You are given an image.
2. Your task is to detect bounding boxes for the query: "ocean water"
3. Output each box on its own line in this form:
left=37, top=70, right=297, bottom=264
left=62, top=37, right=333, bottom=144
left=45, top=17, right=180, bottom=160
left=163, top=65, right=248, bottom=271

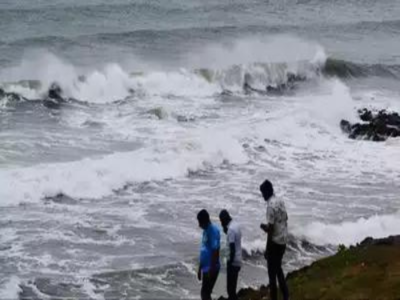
left=1, top=0, right=400, bottom=298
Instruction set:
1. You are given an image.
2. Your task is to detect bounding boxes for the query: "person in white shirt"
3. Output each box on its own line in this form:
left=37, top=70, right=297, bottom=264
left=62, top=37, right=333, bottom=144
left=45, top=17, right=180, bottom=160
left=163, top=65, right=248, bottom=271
left=260, top=180, right=289, bottom=300
left=219, top=210, right=242, bottom=300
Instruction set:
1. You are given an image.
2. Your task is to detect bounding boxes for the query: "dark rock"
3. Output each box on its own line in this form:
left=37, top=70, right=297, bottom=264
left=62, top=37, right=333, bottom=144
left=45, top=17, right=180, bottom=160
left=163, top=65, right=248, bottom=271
left=44, top=193, right=77, bottom=205
left=266, top=84, right=286, bottom=95
left=359, top=235, right=400, bottom=247
left=0, top=90, right=29, bottom=111
left=47, top=83, right=63, bottom=101
left=8, top=92, right=23, bottom=102
left=243, top=72, right=305, bottom=95
left=265, top=73, right=306, bottom=95
left=0, top=88, right=25, bottom=102
left=176, top=115, right=195, bottom=122
left=255, top=145, right=266, bottom=152
left=358, top=108, right=373, bottom=122
left=82, top=120, right=105, bottom=128
left=340, top=109, right=400, bottom=141
left=340, top=120, right=352, bottom=134
left=243, top=81, right=264, bottom=95
left=43, top=82, right=65, bottom=109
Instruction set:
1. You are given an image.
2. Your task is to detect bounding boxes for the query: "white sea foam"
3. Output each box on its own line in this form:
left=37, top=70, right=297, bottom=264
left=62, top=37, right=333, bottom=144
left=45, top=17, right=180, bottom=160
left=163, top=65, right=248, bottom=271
left=0, top=128, right=247, bottom=206
left=296, top=211, right=400, bottom=246
left=241, top=238, right=266, bottom=257
left=133, top=69, right=220, bottom=97
left=81, top=278, right=105, bottom=300
left=186, top=35, right=326, bottom=69
left=0, top=52, right=134, bottom=103
left=0, top=36, right=327, bottom=103
left=0, top=276, right=22, bottom=300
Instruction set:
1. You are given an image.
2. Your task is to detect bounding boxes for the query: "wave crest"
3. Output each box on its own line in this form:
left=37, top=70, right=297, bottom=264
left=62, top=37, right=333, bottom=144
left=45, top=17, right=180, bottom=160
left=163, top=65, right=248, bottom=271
left=323, top=58, right=400, bottom=79
left=1, top=42, right=398, bottom=106
left=295, top=212, right=400, bottom=246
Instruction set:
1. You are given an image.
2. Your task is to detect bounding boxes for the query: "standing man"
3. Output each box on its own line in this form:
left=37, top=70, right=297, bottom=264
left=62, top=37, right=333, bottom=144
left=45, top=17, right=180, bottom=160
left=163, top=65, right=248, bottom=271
left=197, top=209, right=221, bottom=300
left=219, top=210, right=242, bottom=300
left=260, top=180, right=289, bottom=300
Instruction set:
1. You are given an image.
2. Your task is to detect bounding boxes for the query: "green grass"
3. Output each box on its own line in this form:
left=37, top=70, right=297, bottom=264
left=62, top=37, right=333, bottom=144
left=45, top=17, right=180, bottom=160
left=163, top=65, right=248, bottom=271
left=237, top=244, right=400, bottom=300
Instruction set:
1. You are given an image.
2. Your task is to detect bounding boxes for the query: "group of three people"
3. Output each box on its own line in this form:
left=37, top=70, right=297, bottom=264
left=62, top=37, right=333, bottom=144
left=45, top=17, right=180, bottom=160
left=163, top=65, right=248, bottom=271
left=197, top=180, right=289, bottom=300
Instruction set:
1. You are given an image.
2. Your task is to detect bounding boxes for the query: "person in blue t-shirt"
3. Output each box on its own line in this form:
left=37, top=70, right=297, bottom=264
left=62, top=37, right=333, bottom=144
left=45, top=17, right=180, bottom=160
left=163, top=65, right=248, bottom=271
left=197, top=209, right=220, bottom=300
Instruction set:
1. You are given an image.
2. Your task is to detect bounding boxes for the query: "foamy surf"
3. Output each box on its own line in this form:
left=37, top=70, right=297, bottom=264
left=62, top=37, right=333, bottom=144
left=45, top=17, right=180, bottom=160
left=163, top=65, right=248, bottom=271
left=0, top=128, right=247, bottom=206
left=296, top=211, right=400, bottom=246
left=0, top=276, right=21, bottom=300
left=0, top=36, right=327, bottom=103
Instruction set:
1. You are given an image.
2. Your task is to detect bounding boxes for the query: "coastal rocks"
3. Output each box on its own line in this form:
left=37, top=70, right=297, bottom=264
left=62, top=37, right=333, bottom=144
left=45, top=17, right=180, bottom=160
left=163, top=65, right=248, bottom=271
left=0, top=83, right=67, bottom=109
left=0, top=87, right=26, bottom=102
left=43, top=83, right=65, bottom=109
left=47, top=83, right=64, bottom=101
left=232, top=235, right=400, bottom=300
left=44, top=193, right=78, bottom=205
left=340, top=109, right=400, bottom=141
left=359, top=235, right=400, bottom=247
left=243, top=72, right=306, bottom=95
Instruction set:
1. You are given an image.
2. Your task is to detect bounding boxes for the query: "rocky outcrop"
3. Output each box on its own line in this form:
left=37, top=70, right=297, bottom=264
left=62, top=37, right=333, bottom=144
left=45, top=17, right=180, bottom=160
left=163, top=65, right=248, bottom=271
left=226, top=235, right=400, bottom=300
left=243, top=72, right=306, bottom=95
left=0, top=87, right=26, bottom=102
left=43, top=83, right=66, bottom=109
left=358, top=235, right=400, bottom=247
left=340, top=109, right=400, bottom=141
left=0, top=83, right=68, bottom=109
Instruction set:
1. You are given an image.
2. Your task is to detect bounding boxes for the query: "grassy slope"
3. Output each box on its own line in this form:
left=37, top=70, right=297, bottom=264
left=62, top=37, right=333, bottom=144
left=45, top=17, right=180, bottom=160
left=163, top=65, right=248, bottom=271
left=236, top=240, right=400, bottom=300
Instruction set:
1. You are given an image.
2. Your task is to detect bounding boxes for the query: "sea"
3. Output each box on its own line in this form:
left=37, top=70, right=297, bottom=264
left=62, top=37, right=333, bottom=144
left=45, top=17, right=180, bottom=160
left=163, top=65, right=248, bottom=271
left=1, top=0, right=400, bottom=299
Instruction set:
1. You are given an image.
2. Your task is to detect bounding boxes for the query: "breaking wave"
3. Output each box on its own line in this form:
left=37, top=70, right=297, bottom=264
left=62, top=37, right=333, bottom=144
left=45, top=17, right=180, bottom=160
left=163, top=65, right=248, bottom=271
left=1, top=55, right=399, bottom=108
left=0, top=128, right=248, bottom=206
left=294, top=211, right=400, bottom=246
left=323, top=58, right=400, bottom=79
left=0, top=55, right=323, bottom=105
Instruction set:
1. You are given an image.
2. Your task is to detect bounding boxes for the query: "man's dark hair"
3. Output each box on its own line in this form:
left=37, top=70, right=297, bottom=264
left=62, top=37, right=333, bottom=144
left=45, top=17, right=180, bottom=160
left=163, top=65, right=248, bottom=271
left=219, top=209, right=231, bottom=222
left=260, top=179, right=274, bottom=199
left=197, top=209, right=211, bottom=225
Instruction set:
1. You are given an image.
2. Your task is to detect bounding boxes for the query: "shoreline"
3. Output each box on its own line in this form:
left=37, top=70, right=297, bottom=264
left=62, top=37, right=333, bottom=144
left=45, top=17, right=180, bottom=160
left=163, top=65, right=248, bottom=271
left=220, top=235, right=400, bottom=300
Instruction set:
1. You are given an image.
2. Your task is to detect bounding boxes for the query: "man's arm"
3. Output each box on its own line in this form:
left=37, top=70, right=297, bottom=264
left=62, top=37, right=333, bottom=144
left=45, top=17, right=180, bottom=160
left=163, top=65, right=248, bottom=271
left=198, top=247, right=203, bottom=281
left=197, top=265, right=202, bottom=281
left=261, top=205, right=275, bottom=235
left=209, top=248, right=220, bottom=277
left=261, top=205, right=275, bottom=261
left=260, top=223, right=274, bottom=235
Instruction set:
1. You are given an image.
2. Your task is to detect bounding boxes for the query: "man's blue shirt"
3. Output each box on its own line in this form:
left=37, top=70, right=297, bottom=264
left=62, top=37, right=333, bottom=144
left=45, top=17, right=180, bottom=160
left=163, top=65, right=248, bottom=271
left=199, top=223, right=220, bottom=273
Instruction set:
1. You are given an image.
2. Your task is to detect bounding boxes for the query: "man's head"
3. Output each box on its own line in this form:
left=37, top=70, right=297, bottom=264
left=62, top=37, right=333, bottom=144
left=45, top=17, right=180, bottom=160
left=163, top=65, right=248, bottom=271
left=219, top=209, right=232, bottom=233
left=197, top=209, right=211, bottom=230
left=260, top=179, right=274, bottom=201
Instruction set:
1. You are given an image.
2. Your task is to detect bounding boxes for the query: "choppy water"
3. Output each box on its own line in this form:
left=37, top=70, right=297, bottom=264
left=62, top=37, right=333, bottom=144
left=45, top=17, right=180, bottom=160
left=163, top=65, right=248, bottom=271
left=1, top=0, right=400, bottom=299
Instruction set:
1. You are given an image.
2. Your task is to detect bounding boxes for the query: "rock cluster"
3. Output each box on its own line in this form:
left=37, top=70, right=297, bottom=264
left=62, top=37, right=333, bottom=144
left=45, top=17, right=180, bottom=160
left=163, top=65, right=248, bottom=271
left=340, top=109, right=400, bottom=141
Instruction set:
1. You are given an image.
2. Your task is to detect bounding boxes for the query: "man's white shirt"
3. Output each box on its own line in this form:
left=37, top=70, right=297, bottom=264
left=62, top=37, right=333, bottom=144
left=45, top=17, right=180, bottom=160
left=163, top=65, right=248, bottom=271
left=227, top=221, right=242, bottom=267
left=266, top=196, right=288, bottom=245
